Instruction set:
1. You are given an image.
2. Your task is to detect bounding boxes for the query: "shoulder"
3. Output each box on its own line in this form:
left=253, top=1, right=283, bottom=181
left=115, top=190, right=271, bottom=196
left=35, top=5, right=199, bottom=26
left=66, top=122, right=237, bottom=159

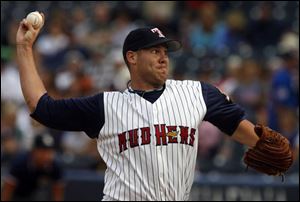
left=102, top=91, right=131, bottom=104
left=166, top=80, right=208, bottom=98
left=103, top=90, right=129, bottom=99
left=166, top=79, right=220, bottom=95
left=166, top=79, right=202, bottom=88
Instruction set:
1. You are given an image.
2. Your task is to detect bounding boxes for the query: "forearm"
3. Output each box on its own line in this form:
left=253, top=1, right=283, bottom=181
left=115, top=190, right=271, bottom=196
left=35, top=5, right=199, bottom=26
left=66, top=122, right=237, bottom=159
left=231, top=119, right=259, bottom=148
left=17, top=44, right=46, bottom=112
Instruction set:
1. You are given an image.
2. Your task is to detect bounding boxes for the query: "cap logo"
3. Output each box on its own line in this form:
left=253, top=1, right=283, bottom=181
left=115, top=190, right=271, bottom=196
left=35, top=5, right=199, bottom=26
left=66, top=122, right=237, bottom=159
left=151, top=28, right=165, bottom=38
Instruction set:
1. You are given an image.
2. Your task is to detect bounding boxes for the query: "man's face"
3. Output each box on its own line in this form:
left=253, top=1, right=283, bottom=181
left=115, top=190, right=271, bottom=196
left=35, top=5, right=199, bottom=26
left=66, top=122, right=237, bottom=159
left=135, top=45, right=169, bottom=88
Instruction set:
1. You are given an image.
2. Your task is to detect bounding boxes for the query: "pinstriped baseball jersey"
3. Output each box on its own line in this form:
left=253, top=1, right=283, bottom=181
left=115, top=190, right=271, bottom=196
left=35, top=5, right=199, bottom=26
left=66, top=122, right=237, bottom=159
left=31, top=78, right=245, bottom=201
left=99, top=80, right=206, bottom=201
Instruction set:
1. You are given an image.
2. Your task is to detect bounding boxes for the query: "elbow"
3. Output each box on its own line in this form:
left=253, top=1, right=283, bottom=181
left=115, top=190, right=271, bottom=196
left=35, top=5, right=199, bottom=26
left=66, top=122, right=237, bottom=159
left=25, top=96, right=40, bottom=113
left=27, top=100, right=38, bottom=113
left=24, top=92, right=46, bottom=113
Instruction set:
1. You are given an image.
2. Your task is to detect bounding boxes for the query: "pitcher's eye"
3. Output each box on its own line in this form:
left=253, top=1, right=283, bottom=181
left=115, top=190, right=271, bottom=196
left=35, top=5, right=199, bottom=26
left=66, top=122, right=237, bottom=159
left=151, top=49, right=158, bottom=54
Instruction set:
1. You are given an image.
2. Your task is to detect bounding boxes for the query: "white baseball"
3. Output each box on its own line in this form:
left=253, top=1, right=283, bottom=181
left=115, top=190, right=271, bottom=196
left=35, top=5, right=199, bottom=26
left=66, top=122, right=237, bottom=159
left=26, top=11, right=43, bottom=29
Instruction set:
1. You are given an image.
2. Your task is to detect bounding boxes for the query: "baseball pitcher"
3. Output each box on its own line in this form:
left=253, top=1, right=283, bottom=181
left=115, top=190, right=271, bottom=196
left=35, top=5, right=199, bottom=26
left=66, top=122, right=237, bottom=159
left=15, top=12, right=293, bottom=201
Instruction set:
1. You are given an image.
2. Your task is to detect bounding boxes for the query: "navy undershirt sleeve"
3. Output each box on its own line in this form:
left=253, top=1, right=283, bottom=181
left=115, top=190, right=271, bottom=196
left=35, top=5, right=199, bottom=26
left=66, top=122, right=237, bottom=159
left=202, top=82, right=246, bottom=135
left=30, top=93, right=104, bottom=139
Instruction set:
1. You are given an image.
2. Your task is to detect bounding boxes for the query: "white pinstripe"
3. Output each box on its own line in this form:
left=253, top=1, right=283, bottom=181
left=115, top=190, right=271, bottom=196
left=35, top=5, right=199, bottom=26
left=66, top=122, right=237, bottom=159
left=99, top=80, right=207, bottom=201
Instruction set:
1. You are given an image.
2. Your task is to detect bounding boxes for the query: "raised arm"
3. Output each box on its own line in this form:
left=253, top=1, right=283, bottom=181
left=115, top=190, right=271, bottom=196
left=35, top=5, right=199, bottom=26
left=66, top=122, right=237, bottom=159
left=16, top=12, right=46, bottom=112
left=15, top=13, right=105, bottom=138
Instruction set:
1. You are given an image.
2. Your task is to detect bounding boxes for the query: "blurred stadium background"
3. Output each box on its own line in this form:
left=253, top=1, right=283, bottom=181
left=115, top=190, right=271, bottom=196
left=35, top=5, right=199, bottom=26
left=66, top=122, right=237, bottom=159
left=1, top=1, right=299, bottom=201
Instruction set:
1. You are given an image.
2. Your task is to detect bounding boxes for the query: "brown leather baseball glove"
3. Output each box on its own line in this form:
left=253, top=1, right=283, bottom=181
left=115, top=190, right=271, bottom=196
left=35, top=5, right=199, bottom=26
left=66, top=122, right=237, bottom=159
left=243, top=124, right=293, bottom=176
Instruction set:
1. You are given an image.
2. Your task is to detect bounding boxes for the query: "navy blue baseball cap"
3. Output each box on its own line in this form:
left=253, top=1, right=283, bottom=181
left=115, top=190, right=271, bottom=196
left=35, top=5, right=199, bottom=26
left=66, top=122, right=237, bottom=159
left=33, top=133, right=55, bottom=149
left=123, top=27, right=181, bottom=61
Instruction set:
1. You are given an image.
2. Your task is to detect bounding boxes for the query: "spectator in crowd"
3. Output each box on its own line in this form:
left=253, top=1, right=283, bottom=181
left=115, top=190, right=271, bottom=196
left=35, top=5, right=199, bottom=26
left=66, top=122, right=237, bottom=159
left=218, top=9, right=247, bottom=54
left=232, top=58, right=265, bottom=123
left=268, top=35, right=299, bottom=133
left=1, top=133, right=64, bottom=201
left=83, top=2, right=113, bottom=50
left=197, top=121, right=223, bottom=172
left=1, top=58, right=24, bottom=104
left=246, top=2, right=287, bottom=57
left=188, top=2, right=226, bottom=53
left=1, top=102, right=23, bottom=166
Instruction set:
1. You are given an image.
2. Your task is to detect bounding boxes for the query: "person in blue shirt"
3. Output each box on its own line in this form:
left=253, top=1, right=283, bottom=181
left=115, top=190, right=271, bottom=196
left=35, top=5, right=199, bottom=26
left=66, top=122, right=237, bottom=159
left=268, top=50, right=298, bottom=132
